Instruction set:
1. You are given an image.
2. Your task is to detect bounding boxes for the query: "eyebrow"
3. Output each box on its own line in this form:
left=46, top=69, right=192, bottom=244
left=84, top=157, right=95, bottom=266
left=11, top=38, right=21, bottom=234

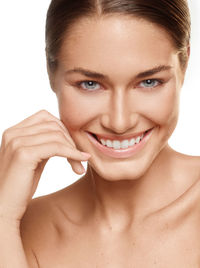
left=65, top=65, right=172, bottom=80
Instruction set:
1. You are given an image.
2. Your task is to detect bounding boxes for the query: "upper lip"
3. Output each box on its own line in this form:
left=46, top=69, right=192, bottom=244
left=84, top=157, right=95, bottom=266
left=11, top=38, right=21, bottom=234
left=88, top=128, right=153, bottom=141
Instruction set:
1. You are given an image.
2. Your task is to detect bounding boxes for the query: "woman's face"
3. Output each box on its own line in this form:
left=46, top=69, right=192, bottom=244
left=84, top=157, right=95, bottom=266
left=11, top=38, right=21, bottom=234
left=53, top=16, right=187, bottom=181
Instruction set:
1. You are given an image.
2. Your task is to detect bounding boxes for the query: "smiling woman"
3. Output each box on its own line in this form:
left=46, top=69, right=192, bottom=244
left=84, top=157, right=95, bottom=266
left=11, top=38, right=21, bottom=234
left=0, top=0, right=200, bottom=267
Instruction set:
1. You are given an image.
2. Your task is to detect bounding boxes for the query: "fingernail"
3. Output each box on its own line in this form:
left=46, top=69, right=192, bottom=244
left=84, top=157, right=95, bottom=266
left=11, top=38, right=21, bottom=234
left=81, top=152, right=91, bottom=159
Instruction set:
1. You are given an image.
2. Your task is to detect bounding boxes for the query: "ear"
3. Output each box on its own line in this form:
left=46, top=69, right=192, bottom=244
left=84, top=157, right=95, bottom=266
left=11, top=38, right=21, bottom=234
left=179, top=45, right=190, bottom=87
left=181, top=45, right=191, bottom=74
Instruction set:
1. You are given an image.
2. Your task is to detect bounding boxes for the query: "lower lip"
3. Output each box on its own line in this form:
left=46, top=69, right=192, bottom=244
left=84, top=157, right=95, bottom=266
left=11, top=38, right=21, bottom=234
left=86, top=128, right=154, bottom=159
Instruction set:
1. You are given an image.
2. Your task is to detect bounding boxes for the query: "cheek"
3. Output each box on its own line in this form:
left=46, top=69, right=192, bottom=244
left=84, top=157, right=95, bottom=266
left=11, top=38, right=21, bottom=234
left=138, top=83, right=180, bottom=127
left=56, top=89, right=99, bottom=131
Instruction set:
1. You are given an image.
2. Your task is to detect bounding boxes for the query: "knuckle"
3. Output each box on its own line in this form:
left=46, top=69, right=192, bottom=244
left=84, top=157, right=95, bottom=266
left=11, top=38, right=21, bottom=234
left=39, top=109, right=49, bottom=115
left=38, top=109, right=52, bottom=119
left=14, top=146, right=30, bottom=161
left=9, top=137, right=21, bottom=151
left=48, top=121, right=62, bottom=130
left=2, top=129, right=12, bottom=143
left=52, top=141, right=63, bottom=153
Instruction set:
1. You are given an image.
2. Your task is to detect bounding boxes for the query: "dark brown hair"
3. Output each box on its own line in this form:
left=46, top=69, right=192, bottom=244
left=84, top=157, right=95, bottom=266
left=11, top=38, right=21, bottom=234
left=45, top=0, right=191, bottom=73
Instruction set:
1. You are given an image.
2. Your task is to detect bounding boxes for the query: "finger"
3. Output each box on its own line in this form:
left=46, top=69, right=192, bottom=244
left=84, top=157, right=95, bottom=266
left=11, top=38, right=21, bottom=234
left=11, top=143, right=91, bottom=169
left=6, top=131, right=77, bottom=154
left=11, top=110, right=68, bottom=136
left=67, top=159, right=86, bottom=174
left=4, top=122, right=75, bottom=148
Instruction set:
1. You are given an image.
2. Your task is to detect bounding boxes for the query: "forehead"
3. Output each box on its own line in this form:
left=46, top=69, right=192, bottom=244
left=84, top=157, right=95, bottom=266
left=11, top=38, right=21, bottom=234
left=58, top=16, right=177, bottom=72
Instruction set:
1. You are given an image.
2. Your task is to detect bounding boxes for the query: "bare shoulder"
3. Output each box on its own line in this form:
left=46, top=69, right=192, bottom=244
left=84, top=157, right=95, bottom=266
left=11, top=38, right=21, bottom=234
left=20, top=179, right=86, bottom=265
left=176, top=152, right=200, bottom=189
left=20, top=179, right=81, bottom=237
left=159, top=149, right=200, bottom=214
left=20, top=188, right=71, bottom=266
left=184, top=154, right=200, bottom=176
left=186, top=154, right=200, bottom=179
left=170, top=147, right=200, bottom=179
left=20, top=188, right=70, bottom=237
left=20, top=195, right=55, bottom=267
left=174, top=153, right=200, bottom=211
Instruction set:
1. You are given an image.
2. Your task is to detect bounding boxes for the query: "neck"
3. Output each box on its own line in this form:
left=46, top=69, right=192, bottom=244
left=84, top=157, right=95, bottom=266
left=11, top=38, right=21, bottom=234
left=84, top=145, right=176, bottom=231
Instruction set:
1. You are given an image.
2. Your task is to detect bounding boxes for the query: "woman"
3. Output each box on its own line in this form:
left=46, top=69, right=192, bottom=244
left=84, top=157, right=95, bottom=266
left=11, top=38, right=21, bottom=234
left=0, top=0, right=199, bottom=267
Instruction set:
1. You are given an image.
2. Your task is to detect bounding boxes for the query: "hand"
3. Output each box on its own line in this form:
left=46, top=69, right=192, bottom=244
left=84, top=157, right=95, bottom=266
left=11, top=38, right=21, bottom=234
left=0, top=110, right=91, bottom=223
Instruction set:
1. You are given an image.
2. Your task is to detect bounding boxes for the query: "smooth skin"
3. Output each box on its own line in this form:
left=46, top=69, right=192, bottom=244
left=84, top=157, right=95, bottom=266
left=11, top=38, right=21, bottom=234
left=1, top=15, right=200, bottom=267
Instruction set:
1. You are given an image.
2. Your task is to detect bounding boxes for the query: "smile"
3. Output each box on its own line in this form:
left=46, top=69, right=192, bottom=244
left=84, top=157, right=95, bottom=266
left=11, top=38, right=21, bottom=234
left=86, top=128, right=155, bottom=159
left=96, top=132, right=146, bottom=150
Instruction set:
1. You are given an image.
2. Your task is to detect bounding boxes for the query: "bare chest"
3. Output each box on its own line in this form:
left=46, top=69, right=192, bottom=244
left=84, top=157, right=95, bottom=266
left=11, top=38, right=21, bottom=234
left=36, top=215, right=200, bottom=268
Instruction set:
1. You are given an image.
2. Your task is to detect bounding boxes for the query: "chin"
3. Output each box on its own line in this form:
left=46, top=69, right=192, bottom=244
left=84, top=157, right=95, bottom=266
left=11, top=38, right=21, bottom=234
left=87, top=153, right=155, bottom=182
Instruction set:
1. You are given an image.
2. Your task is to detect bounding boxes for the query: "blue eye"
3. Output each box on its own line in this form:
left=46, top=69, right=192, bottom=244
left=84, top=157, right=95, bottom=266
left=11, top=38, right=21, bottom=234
left=78, top=81, right=101, bottom=91
left=139, top=79, right=161, bottom=89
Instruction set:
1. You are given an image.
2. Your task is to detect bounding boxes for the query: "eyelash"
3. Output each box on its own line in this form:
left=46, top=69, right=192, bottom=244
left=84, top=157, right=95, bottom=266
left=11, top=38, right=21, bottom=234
left=75, top=79, right=164, bottom=92
left=138, top=79, right=164, bottom=91
left=75, top=81, right=102, bottom=92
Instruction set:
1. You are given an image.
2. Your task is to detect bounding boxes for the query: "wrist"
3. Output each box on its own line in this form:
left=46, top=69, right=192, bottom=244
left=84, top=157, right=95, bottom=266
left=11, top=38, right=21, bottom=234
left=0, top=216, right=21, bottom=231
left=0, top=204, right=23, bottom=230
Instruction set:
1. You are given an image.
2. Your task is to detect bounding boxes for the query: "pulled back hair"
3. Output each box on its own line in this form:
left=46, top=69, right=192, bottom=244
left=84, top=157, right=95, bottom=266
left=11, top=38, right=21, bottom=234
left=45, top=0, right=191, bottom=73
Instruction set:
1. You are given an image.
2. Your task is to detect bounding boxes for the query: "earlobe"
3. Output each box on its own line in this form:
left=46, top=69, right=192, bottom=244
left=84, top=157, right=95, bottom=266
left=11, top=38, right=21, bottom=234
left=181, top=45, right=190, bottom=77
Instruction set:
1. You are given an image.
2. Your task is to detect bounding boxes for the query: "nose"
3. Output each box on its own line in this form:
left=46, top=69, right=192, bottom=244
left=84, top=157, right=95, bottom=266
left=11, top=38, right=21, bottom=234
left=100, top=89, right=138, bottom=134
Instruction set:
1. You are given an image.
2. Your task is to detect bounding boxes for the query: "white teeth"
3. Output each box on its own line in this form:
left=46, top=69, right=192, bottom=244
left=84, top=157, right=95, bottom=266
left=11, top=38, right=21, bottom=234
left=98, top=133, right=145, bottom=149
left=135, top=136, right=141, bottom=144
left=113, top=140, right=121, bottom=150
left=121, top=140, right=129, bottom=149
left=100, top=139, right=106, bottom=146
left=129, top=138, right=136, bottom=146
left=106, top=140, right=113, bottom=147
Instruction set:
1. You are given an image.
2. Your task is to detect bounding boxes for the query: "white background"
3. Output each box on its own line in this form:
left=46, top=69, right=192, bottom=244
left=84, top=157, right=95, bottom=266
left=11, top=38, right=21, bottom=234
left=0, top=1, right=199, bottom=198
